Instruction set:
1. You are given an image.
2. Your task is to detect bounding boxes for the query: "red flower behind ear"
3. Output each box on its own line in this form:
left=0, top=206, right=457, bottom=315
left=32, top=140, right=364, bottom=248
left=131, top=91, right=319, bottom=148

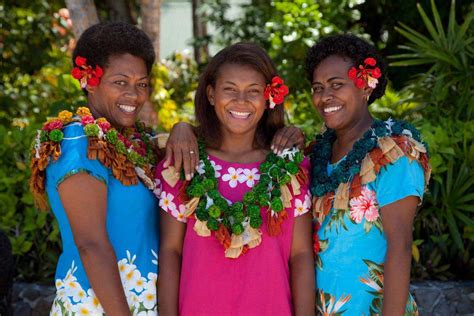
left=264, top=76, right=289, bottom=109
left=71, top=56, right=103, bottom=88
left=348, top=57, right=382, bottom=90
left=75, top=56, right=87, bottom=67
left=364, top=57, right=376, bottom=66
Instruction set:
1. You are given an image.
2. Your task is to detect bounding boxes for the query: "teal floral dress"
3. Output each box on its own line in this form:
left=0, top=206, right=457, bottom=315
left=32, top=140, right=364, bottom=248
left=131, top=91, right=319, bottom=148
left=315, top=156, right=424, bottom=315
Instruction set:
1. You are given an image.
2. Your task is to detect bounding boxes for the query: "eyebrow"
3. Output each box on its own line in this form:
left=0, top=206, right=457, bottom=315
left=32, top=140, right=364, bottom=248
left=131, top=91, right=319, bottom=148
left=312, top=76, right=344, bottom=85
left=111, top=73, right=148, bottom=80
left=223, top=81, right=262, bottom=86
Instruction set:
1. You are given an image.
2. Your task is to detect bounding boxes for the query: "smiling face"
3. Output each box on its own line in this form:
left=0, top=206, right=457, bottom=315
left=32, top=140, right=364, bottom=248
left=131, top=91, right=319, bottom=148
left=311, top=55, right=372, bottom=131
left=87, top=53, right=149, bottom=128
left=207, top=63, right=267, bottom=139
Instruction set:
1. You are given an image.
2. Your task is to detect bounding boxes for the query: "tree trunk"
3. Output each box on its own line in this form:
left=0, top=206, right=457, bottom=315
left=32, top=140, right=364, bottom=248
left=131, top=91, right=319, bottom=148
left=105, top=0, right=133, bottom=23
left=192, top=0, right=208, bottom=64
left=65, top=0, right=100, bottom=38
left=140, top=0, right=161, bottom=60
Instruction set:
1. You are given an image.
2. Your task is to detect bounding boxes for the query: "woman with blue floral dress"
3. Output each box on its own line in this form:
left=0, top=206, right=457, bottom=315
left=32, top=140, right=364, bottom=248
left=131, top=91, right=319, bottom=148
left=30, top=22, right=161, bottom=315
left=305, top=34, right=430, bottom=315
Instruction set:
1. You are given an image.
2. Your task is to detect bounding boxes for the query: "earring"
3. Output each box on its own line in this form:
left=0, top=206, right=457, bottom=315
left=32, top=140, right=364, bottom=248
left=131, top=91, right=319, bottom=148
left=209, top=99, right=214, bottom=105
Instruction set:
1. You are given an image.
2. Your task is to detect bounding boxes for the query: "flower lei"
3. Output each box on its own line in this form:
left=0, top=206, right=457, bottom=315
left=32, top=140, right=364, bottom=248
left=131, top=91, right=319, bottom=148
left=348, top=57, right=382, bottom=89
left=71, top=56, right=103, bottom=88
left=30, top=106, right=157, bottom=211
left=180, top=141, right=305, bottom=258
left=310, top=118, right=431, bottom=224
left=264, top=76, right=289, bottom=109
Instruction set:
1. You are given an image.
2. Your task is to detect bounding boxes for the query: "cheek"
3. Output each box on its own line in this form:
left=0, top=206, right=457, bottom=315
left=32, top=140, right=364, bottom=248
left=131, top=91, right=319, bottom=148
left=311, top=93, right=322, bottom=108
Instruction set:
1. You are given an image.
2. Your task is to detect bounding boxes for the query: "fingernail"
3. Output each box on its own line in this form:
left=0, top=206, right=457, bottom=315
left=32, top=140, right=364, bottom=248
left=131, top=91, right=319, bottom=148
left=271, top=145, right=274, bottom=151
left=186, top=174, right=191, bottom=181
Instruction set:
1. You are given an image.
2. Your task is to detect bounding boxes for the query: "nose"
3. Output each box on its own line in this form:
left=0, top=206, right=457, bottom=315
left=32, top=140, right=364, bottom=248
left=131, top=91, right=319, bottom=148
left=322, top=88, right=333, bottom=103
left=124, top=85, right=139, bottom=100
left=236, top=92, right=246, bottom=104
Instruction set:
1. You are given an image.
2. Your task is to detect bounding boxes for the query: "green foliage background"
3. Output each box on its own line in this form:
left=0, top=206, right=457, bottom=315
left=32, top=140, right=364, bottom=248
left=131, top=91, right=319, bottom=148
left=1, top=0, right=473, bottom=282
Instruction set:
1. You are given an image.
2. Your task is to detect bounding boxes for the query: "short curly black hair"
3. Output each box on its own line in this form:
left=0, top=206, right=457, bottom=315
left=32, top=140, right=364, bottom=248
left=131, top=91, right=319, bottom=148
left=73, top=22, right=155, bottom=82
left=305, top=34, right=387, bottom=104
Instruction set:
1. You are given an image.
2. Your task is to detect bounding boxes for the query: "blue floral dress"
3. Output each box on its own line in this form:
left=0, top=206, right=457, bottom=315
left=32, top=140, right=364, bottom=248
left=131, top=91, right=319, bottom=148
left=316, top=156, right=424, bottom=315
left=45, top=122, right=159, bottom=315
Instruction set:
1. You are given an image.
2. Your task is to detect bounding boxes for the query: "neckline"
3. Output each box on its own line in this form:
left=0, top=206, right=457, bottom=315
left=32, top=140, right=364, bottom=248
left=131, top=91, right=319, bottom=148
left=207, top=154, right=264, bottom=167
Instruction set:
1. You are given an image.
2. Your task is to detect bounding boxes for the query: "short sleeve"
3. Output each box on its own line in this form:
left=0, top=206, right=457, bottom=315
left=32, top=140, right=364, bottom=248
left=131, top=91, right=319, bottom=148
left=46, top=123, right=109, bottom=187
left=291, top=157, right=312, bottom=217
left=372, top=156, right=425, bottom=208
left=154, top=159, right=188, bottom=223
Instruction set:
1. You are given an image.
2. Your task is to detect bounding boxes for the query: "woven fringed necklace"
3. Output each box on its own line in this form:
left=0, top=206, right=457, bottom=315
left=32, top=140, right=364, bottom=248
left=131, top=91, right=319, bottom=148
left=310, top=118, right=431, bottom=223
left=30, top=106, right=157, bottom=211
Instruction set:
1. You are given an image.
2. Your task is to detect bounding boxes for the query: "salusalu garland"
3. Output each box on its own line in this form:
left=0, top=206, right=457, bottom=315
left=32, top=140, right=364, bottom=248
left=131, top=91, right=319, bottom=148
left=187, top=140, right=304, bottom=235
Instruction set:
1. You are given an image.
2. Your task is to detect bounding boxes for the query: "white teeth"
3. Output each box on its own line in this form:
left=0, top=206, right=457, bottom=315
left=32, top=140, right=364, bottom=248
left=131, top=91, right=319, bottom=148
left=323, top=106, right=342, bottom=113
left=229, top=110, right=251, bottom=118
left=118, top=104, right=136, bottom=113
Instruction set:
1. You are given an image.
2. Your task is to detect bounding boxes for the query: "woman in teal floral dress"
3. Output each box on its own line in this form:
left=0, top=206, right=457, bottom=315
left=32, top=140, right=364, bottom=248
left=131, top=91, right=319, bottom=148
left=306, top=35, right=431, bottom=315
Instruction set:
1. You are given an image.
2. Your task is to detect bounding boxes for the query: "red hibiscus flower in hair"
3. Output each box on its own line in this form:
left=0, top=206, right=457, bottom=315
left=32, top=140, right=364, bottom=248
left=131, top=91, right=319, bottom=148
left=348, top=57, right=382, bottom=89
left=264, top=76, right=289, bottom=109
left=71, top=56, right=104, bottom=89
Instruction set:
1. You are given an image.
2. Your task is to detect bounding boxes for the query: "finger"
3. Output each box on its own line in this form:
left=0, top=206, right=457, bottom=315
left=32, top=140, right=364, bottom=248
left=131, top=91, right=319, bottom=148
left=279, top=130, right=296, bottom=152
left=163, top=145, right=172, bottom=168
left=182, top=149, right=192, bottom=181
left=173, top=147, right=183, bottom=175
left=271, top=129, right=284, bottom=154
left=190, top=144, right=199, bottom=173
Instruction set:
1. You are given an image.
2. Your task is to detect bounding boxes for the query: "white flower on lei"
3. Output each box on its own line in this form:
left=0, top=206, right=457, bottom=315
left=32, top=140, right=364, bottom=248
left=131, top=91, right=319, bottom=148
left=159, top=191, right=177, bottom=212
left=222, top=167, right=242, bottom=188
left=240, top=168, right=260, bottom=187
left=197, top=159, right=222, bottom=177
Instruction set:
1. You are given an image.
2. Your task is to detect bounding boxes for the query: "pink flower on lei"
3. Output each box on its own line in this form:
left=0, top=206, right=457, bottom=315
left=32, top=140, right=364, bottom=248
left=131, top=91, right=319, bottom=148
left=349, top=186, right=379, bottom=223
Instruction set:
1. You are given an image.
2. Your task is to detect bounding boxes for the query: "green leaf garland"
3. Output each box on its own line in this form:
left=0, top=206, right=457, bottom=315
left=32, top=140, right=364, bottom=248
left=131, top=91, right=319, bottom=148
left=187, top=140, right=304, bottom=234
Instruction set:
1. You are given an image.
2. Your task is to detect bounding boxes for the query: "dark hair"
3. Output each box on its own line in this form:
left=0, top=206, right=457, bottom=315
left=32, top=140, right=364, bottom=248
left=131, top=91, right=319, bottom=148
left=305, top=34, right=387, bottom=104
left=195, top=42, right=285, bottom=149
left=73, top=22, right=155, bottom=94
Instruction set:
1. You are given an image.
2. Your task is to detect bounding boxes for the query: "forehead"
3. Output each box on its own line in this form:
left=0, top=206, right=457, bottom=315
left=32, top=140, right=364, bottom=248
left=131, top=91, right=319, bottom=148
left=216, top=63, right=266, bottom=85
left=312, top=55, right=354, bottom=81
left=105, top=53, right=147, bottom=75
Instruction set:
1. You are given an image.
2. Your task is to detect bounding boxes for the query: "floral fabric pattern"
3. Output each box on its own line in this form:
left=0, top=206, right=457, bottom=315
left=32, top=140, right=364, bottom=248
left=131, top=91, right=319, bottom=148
left=315, top=157, right=424, bottom=315
left=51, top=251, right=157, bottom=315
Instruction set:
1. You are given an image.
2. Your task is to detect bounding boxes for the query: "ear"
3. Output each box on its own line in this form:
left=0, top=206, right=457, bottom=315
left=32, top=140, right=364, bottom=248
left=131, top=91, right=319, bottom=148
left=206, top=85, right=215, bottom=106
left=86, top=84, right=98, bottom=95
left=363, top=85, right=373, bottom=101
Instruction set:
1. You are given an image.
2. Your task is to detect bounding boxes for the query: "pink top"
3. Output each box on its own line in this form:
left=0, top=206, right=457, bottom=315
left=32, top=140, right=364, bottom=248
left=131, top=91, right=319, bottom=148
left=155, top=155, right=311, bottom=316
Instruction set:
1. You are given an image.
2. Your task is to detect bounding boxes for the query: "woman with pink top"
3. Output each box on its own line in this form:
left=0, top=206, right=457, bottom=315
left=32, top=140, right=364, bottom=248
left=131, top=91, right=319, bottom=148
left=156, top=42, right=315, bottom=315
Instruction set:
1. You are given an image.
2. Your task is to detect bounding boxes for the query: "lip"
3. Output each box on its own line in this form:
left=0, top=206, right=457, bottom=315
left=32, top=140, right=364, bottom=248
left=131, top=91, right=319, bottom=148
left=320, top=104, right=343, bottom=117
left=227, top=109, right=253, bottom=120
left=117, top=103, right=139, bottom=115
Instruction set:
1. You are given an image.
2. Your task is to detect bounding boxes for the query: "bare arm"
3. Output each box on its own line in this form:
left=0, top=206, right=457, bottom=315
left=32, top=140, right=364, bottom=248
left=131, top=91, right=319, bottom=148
left=290, top=212, right=315, bottom=316
left=380, top=196, right=418, bottom=316
left=158, top=211, right=186, bottom=316
left=58, top=173, right=130, bottom=316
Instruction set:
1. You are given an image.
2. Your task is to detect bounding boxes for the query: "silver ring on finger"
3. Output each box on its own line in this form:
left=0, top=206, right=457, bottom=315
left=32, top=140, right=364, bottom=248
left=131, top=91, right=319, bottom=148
left=189, top=150, right=195, bottom=154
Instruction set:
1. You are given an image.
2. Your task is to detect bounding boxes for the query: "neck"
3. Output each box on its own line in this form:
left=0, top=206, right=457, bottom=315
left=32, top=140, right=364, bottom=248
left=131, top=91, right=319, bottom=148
left=332, top=114, right=373, bottom=162
left=210, top=128, right=266, bottom=163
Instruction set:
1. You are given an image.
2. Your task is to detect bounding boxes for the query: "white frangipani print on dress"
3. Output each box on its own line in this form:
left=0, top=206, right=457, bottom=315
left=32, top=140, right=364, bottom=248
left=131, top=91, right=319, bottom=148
left=221, top=167, right=242, bottom=188
left=50, top=251, right=158, bottom=315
